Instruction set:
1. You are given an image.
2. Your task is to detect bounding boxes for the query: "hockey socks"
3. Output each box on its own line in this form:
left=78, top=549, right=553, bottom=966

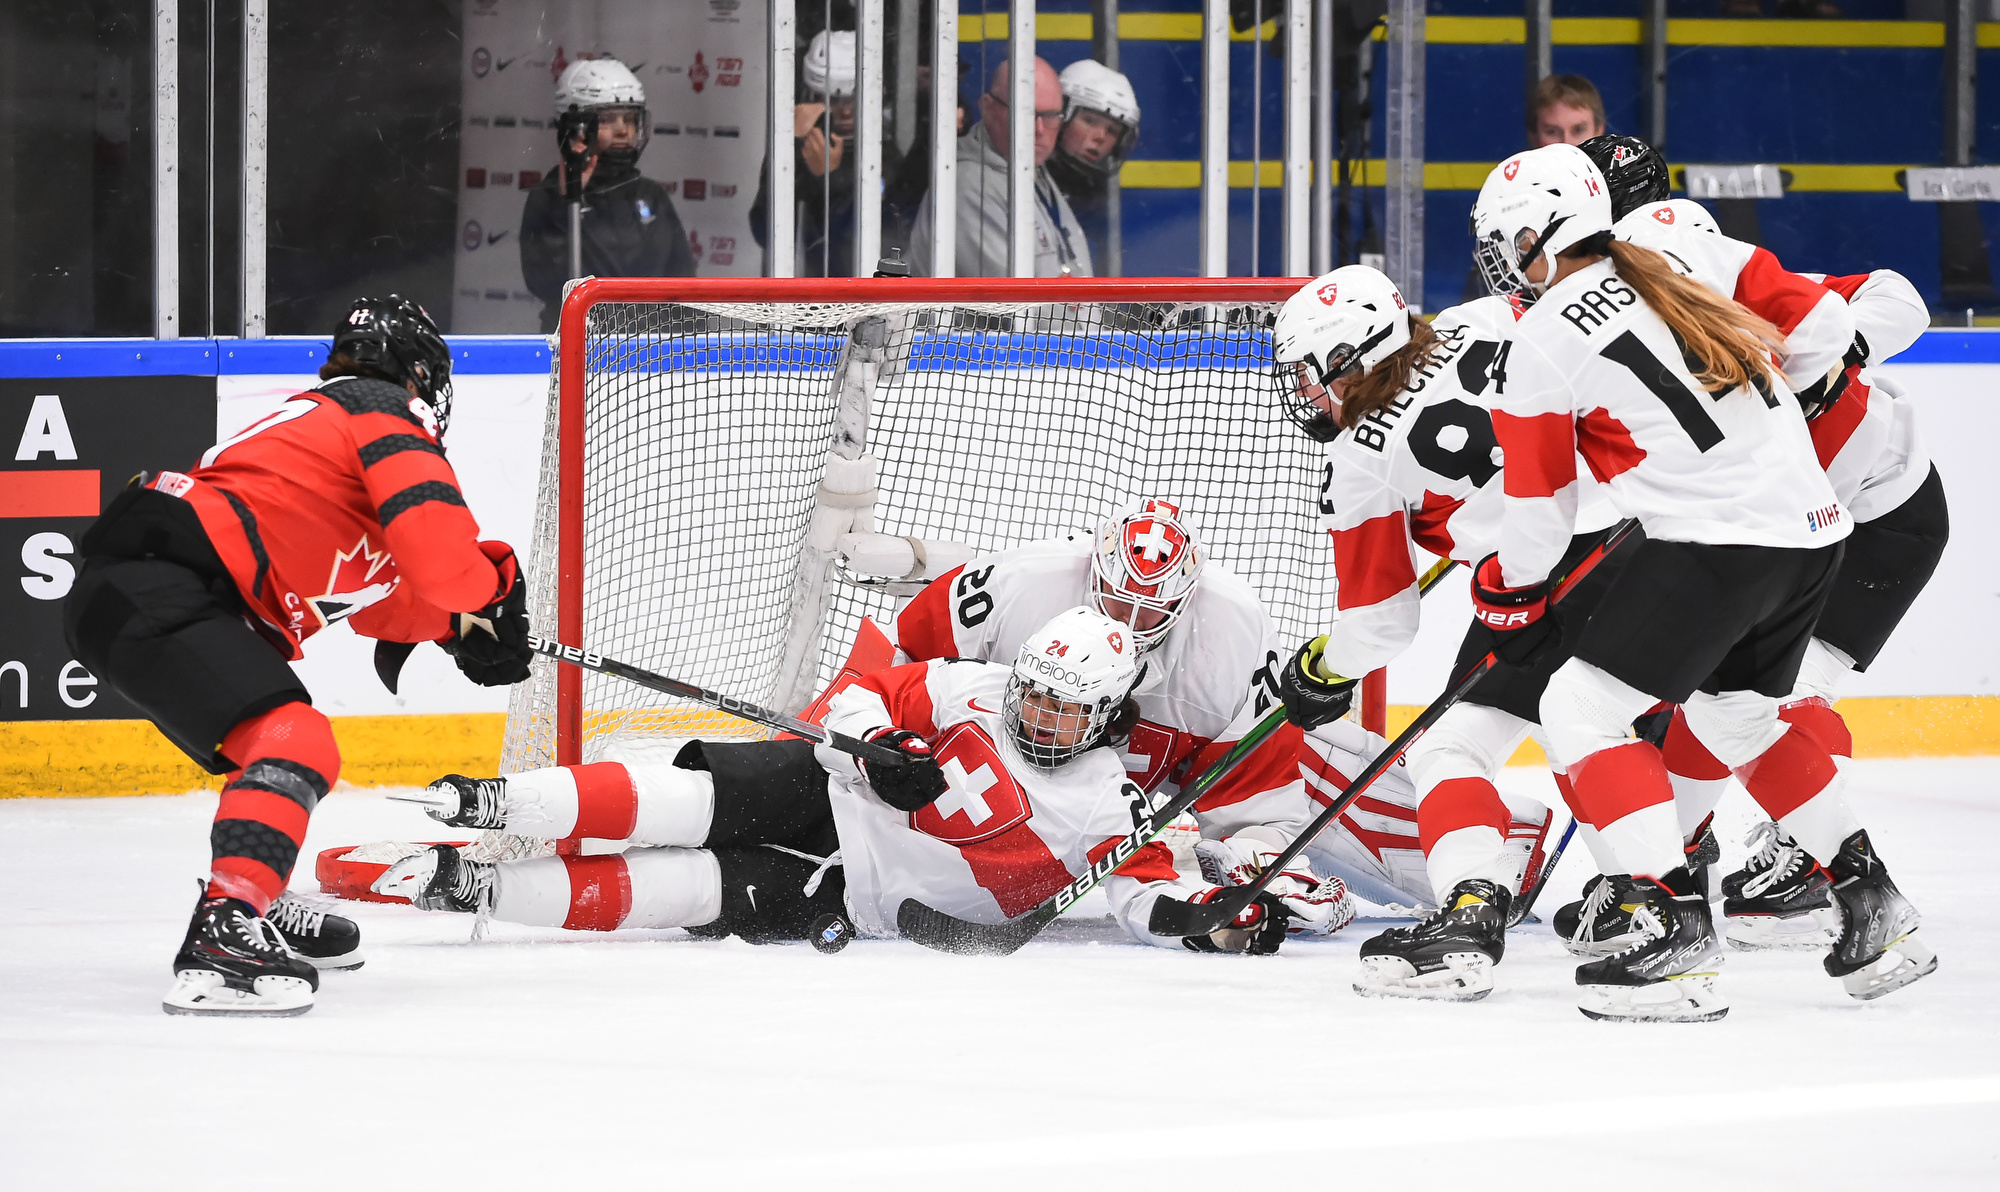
left=1564, top=742, right=1682, bottom=883
left=1735, top=724, right=1862, bottom=865
left=1417, top=777, right=1514, bottom=896
left=421, top=762, right=716, bottom=847
left=207, top=702, right=338, bottom=914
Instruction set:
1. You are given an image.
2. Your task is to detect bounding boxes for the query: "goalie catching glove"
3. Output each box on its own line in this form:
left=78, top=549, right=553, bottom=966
left=1180, top=889, right=1293, bottom=954
left=1196, top=832, right=1358, bottom=936
left=439, top=542, right=533, bottom=686
left=1276, top=635, right=1357, bottom=731
left=861, top=727, right=949, bottom=811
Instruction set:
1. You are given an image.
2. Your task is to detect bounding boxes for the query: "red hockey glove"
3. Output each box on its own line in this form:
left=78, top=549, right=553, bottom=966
left=440, top=541, right=532, bottom=687
left=1180, top=888, right=1291, bottom=955
left=1470, top=553, right=1560, bottom=666
left=861, top=727, right=949, bottom=812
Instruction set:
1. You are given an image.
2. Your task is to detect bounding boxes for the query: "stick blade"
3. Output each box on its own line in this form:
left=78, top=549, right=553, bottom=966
left=1146, top=890, right=1242, bottom=938
left=896, top=898, right=1050, bottom=956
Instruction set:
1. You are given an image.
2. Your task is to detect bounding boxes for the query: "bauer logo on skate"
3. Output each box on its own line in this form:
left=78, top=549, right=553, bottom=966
left=1806, top=504, right=1843, bottom=531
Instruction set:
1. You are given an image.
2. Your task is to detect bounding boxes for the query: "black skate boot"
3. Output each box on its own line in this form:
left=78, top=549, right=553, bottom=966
left=1553, top=873, right=1650, bottom=957
left=371, top=844, right=494, bottom=912
left=1355, top=879, right=1511, bottom=1001
left=163, top=888, right=319, bottom=1017
left=1685, top=814, right=1721, bottom=901
left=265, top=893, right=364, bottom=970
left=395, top=774, right=510, bottom=830
left=1822, top=830, right=1937, bottom=1001
left=1722, top=821, right=1836, bottom=952
left=1576, top=869, right=1727, bottom=1023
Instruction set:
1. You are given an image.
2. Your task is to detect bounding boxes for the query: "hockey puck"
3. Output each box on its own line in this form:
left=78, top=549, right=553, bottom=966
left=809, top=913, right=854, bottom=954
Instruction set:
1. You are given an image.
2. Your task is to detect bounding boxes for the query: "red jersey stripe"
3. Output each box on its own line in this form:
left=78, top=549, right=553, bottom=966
left=1576, top=408, right=1648, bottom=483
left=1331, top=511, right=1417, bottom=610
left=1087, top=837, right=1180, bottom=885
left=1807, top=378, right=1870, bottom=471
left=959, top=821, right=1082, bottom=917
left=858, top=661, right=941, bottom=738
left=894, top=564, right=965, bottom=661
left=1492, top=410, right=1577, bottom=498
left=1733, top=247, right=1833, bottom=335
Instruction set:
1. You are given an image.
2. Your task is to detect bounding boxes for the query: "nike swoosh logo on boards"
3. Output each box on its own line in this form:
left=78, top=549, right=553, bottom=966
left=495, top=56, right=518, bottom=70
left=486, top=230, right=510, bottom=245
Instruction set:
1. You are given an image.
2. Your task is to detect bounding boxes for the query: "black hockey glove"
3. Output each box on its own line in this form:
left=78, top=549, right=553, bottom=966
left=1181, top=890, right=1291, bottom=955
left=441, top=542, right=533, bottom=687
left=861, top=728, right=948, bottom=812
left=1469, top=553, right=1561, bottom=667
left=1276, top=635, right=1358, bottom=731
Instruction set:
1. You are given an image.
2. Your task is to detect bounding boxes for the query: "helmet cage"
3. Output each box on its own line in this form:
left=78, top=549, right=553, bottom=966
left=1002, top=671, right=1120, bottom=770
left=1087, top=504, right=1205, bottom=653
left=1472, top=214, right=1567, bottom=301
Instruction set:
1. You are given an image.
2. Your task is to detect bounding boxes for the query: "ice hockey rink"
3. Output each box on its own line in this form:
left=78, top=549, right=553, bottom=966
left=2, top=757, right=1992, bottom=1189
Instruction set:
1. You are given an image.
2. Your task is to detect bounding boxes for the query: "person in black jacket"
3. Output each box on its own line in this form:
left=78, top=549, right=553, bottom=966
left=520, top=58, right=695, bottom=332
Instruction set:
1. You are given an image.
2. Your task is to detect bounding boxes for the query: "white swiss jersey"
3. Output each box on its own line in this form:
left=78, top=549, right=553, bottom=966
left=816, top=658, right=1200, bottom=946
left=1799, top=270, right=1934, bottom=522
left=1615, top=200, right=1855, bottom=391
left=889, top=535, right=1309, bottom=838
left=1493, top=257, right=1850, bottom=586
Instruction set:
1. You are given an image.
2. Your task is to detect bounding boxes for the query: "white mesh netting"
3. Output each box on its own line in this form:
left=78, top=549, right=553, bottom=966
left=499, top=297, right=1336, bottom=786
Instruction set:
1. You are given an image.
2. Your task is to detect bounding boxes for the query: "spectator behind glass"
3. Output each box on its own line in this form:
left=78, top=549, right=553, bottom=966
left=520, top=57, right=694, bottom=333
left=907, top=56, right=1093, bottom=279
left=1044, top=59, right=1141, bottom=272
left=1526, top=74, right=1606, bottom=148
left=750, top=30, right=878, bottom=277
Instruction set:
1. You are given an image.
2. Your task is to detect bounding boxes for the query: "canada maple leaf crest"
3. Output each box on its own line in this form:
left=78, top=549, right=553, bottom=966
left=306, top=535, right=400, bottom=627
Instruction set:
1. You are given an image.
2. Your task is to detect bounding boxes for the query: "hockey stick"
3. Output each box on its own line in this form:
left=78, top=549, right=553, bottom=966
left=896, top=556, right=1463, bottom=957
left=1149, top=519, right=1642, bottom=938
left=525, top=634, right=909, bottom=767
left=1507, top=816, right=1578, bottom=928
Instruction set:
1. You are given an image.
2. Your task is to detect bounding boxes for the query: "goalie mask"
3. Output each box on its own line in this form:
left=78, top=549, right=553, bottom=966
left=1470, top=144, right=1613, bottom=301
left=1578, top=133, right=1671, bottom=222
left=553, top=58, right=649, bottom=172
left=330, top=295, right=454, bottom=436
left=1269, top=266, right=1412, bottom=443
left=1054, top=59, right=1140, bottom=179
left=1088, top=499, right=1205, bottom=654
left=1003, top=606, right=1142, bottom=771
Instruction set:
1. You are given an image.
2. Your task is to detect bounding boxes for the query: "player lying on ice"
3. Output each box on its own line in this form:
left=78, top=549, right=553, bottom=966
left=888, top=498, right=1544, bottom=922
left=1565, top=133, right=1949, bottom=963
left=379, top=607, right=1345, bottom=952
left=62, top=296, right=534, bottom=1016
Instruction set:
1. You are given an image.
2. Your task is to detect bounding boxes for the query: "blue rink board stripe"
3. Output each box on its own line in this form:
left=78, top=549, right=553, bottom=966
left=0, top=329, right=1994, bottom=377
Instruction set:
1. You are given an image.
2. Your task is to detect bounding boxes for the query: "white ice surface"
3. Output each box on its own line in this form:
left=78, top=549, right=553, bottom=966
left=2, top=759, right=1996, bottom=1189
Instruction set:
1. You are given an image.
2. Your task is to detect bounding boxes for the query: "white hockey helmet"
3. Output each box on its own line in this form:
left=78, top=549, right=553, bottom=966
left=553, top=57, right=646, bottom=113
left=1004, top=606, right=1142, bottom=770
left=803, top=30, right=858, bottom=99
left=1270, top=266, right=1412, bottom=442
left=1470, top=143, right=1614, bottom=300
left=1088, top=498, right=1205, bottom=655
left=1055, top=59, right=1140, bottom=177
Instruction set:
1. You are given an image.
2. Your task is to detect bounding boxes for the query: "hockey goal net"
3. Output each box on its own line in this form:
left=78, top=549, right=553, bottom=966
left=500, top=277, right=1373, bottom=788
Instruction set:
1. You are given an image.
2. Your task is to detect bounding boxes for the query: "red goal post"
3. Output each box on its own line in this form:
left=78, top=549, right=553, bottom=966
left=518, top=275, right=1392, bottom=777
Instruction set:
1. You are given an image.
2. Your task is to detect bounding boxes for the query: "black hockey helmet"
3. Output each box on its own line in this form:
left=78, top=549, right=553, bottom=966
left=329, top=295, right=454, bottom=435
left=1578, top=134, right=1671, bottom=222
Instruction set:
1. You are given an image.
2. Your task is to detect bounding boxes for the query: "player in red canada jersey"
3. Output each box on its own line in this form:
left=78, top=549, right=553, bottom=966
left=1469, top=145, right=1934, bottom=1020
left=385, top=607, right=1302, bottom=953
left=64, top=296, right=533, bottom=1017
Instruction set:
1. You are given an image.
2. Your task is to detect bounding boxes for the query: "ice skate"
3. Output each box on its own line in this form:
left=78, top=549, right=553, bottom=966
left=391, top=773, right=511, bottom=830
left=163, top=888, right=319, bottom=1017
left=1685, top=816, right=1721, bottom=900
left=264, top=893, right=364, bottom=970
left=1553, top=873, right=1650, bottom=957
left=1354, top=880, right=1509, bottom=1002
left=1576, top=873, right=1728, bottom=1023
left=1822, top=830, right=1937, bottom=1001
left=372, top=844, right=494, bottom=912
left=1722, top=821, right=1836, bottom=951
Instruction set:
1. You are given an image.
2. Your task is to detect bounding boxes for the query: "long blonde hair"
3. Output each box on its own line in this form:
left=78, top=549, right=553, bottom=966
left=1604, top=239, right=1785, bottom=394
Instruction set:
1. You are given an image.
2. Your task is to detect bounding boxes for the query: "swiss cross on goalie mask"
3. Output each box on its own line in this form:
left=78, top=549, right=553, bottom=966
left=306, top=535, right=401, bottom=627
left=1120, top=512, right=1189, bottom=584
left=910, top=723, right=1033, bottom=846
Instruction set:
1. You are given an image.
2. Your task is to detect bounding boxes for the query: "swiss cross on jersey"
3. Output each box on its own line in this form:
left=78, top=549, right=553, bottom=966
left=305, top=535, right=401, bottom=627
left=911, top=723, right=1033, bottom=845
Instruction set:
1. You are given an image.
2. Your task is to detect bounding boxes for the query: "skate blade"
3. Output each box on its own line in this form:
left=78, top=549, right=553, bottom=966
left=1353, top=952, right=1494, bottom=1002
left=1578, top=973, right=1728, bottom=1023
left=300, top=952, right=365, bottom=972
left=1725, top=909, right=1837, bottom=952
left=370, top=852, right=437, bottom=902
left=162, top=970, right=314, bottom=1017
left=1841, top=933, right=1939, bottom=1002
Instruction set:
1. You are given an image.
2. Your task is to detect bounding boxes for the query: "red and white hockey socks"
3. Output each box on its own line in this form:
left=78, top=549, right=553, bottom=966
left=1407, top=704, right=1547, bottom=896
left=209, top=701, right=340, bottom=913
left=492, top=761, right=714, bottom=847
left=1542, top=662, right=1681, bottom=882
left=1681, top=687, right=1862, bottom=866
left=1663, top=708, right=1733, bottom=844
left=490, top=849, right=722, bottom=931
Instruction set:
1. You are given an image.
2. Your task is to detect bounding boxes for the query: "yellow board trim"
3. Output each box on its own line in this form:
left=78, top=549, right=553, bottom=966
left=6, top=696, right=1997, bottom=799
left=1120, top=159, right=1911, bottom=192
left=961, top=13, right=1987, bottom=47
left=1384, top=695, right=2000, bottom=770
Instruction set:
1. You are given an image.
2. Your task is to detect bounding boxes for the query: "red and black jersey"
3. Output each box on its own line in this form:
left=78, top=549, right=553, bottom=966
left=150, top=376, right=507, bottom=658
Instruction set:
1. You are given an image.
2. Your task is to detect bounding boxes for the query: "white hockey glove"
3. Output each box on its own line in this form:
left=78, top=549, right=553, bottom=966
left=1195, top=834, right=1358, bottom=936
